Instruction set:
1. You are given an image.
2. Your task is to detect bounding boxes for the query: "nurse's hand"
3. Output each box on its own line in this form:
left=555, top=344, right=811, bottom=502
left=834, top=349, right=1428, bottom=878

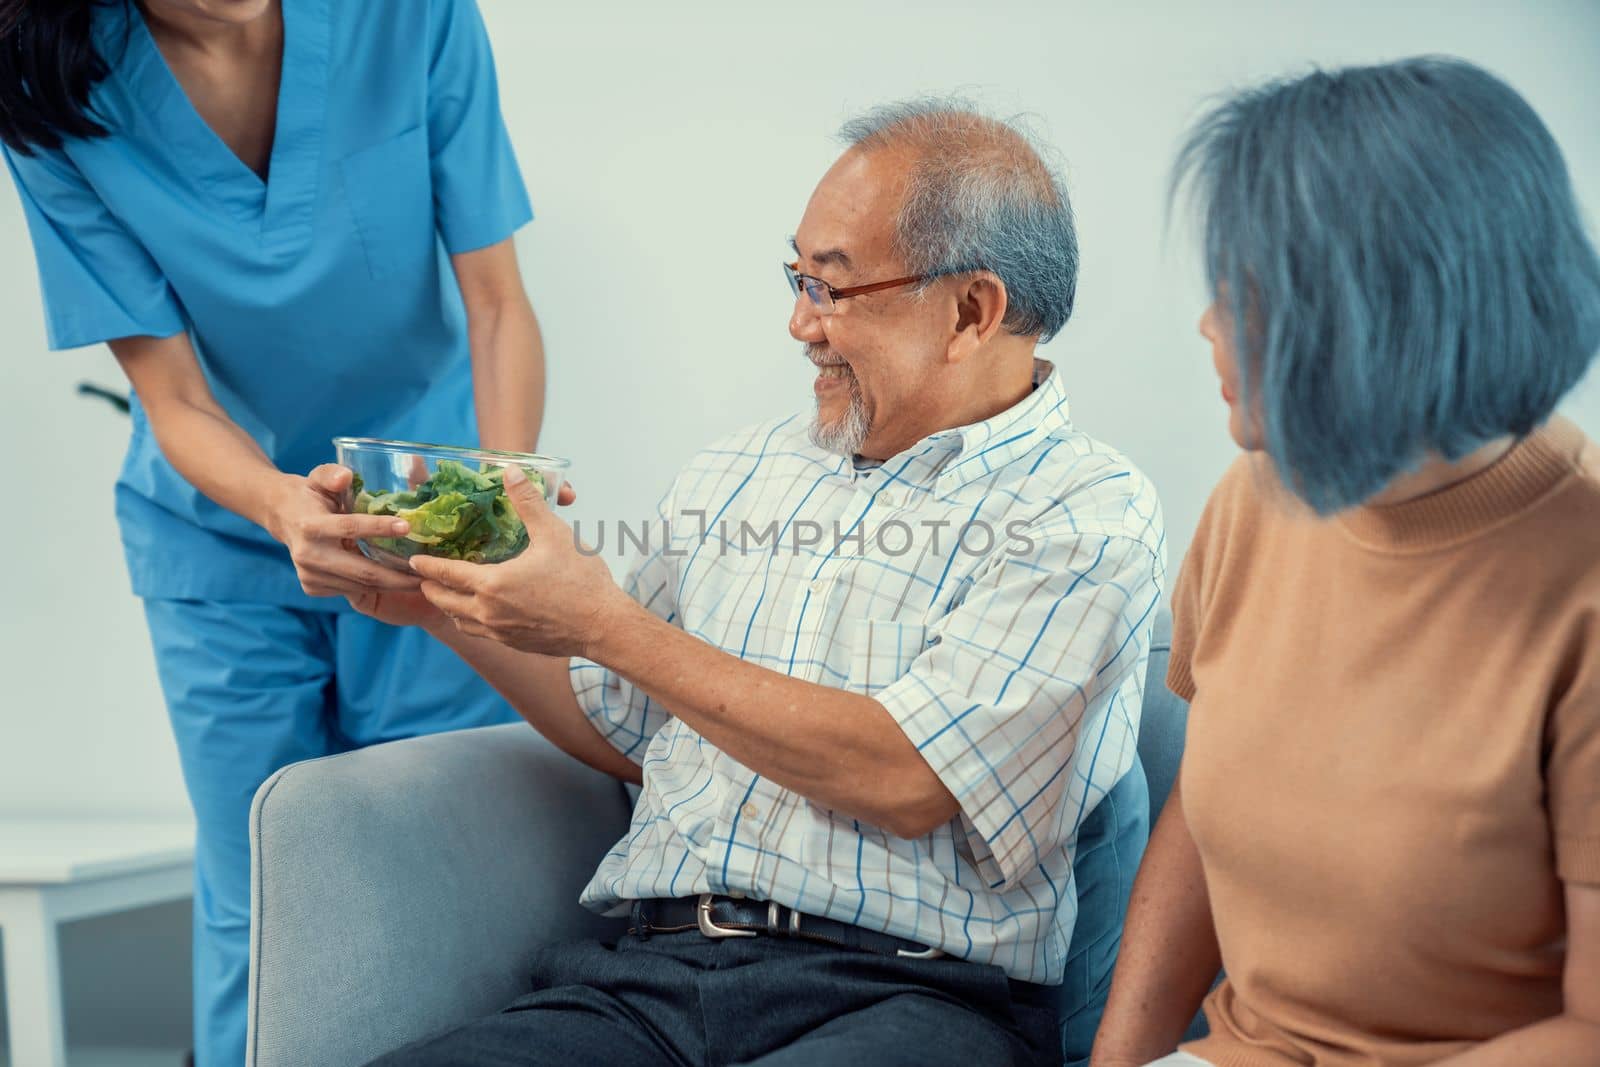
left=266, top=465, right=425, bottom=596
left=409, top=466, right=622, bottom=658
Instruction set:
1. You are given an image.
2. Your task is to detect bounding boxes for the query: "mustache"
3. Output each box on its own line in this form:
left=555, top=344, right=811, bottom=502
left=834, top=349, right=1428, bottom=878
left=804, top=344, right=850, bottom=369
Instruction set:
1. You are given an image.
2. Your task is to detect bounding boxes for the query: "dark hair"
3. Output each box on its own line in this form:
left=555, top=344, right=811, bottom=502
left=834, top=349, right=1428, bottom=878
left=0, top=0, right=124, bottom=155
left=1172, top=56, right=1600, bottom=513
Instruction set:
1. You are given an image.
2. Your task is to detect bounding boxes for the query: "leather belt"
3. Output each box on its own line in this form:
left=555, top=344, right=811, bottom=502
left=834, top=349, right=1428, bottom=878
left=627, top=894, right=945, bottom=960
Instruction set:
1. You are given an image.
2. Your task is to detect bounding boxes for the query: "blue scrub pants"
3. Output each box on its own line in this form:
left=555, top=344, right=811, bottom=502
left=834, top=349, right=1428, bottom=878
left=143, top=599, right=519, bottom=1067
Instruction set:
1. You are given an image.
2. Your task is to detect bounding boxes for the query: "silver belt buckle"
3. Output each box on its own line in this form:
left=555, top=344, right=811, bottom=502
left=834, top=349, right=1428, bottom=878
left=696, top=893, right=756, bottom=939
left=896, top=943, right=946, bottom=959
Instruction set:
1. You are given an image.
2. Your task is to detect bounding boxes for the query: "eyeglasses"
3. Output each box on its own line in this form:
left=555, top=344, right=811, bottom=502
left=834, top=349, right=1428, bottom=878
left=784, top=261, right=927, bottom=314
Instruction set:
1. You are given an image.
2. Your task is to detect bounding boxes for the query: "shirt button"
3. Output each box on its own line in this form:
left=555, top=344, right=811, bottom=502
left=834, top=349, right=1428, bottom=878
left=810, top=578, right=827, bottom=595
left=880, top=491, right=898, bottom=508
left=742, top=802, right=761, bottom=820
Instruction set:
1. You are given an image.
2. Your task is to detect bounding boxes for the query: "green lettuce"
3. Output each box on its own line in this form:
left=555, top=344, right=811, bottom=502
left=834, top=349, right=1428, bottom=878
left=349, top=460, right=545, bottom=563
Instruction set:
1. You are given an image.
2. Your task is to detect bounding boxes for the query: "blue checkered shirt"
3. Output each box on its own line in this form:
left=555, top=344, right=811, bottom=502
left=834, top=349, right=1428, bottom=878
left=570, top=359, right=1165, bottom=983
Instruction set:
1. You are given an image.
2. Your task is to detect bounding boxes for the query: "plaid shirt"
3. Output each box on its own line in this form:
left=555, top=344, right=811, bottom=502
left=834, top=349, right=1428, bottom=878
left=571, top=360, right=1165, bottom=983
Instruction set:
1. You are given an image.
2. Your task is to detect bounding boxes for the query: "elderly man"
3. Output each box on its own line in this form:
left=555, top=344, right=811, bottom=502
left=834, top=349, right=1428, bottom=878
left=355, top=100, right=1165, bottom=1067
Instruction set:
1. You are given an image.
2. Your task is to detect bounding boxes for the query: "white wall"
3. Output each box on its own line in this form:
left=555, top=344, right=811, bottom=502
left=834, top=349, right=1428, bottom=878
left=0, top=0, right=1596, bottom=1043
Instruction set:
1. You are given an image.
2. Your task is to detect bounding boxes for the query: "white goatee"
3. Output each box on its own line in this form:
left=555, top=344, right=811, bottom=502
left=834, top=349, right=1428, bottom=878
left=805, top=346, right=871, bottom=456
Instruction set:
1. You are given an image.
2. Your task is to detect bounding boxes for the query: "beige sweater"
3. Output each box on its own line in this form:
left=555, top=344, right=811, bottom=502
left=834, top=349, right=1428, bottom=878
left=1168, top=417, right=1600, bottom=1066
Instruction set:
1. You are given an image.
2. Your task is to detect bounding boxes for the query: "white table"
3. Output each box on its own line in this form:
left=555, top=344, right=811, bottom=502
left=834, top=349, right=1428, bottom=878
left=0, top=819, right=194, bottom=1067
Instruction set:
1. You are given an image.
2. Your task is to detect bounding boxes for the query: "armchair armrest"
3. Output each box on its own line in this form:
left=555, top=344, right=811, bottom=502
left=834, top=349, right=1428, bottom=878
left=247, top=724, right=634, bottom=1067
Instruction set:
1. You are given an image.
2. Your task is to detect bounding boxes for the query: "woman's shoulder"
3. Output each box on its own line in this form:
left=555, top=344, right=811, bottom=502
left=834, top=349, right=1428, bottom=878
left=1527, top=417, right=1600, bottom=584
left=1568, top=419, right=1600, bottom=498
left=1513, top=416, right=1600, bottom=544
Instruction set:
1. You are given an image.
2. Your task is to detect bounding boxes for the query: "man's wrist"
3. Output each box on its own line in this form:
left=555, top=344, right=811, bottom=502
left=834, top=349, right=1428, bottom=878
left=581, top=590, right=651, bottom=666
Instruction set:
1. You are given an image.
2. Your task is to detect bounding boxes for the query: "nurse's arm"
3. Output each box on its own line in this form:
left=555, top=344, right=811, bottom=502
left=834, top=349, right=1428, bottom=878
left=109, top=332, right=421, bottom=596
left=454, top=238, right=547, bottom=453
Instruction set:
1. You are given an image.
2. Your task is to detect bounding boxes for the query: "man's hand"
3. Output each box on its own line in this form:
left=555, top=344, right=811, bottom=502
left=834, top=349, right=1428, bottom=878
left=410, top=466, right=625, bottom=658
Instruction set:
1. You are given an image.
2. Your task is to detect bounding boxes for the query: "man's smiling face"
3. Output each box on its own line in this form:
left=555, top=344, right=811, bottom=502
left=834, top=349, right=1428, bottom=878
left=788, top=147, right=958, bottom=461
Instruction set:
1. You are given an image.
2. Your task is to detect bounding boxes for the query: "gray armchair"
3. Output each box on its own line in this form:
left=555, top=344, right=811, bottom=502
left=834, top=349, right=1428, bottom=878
left=246, top=613, right=1187, bottom=1067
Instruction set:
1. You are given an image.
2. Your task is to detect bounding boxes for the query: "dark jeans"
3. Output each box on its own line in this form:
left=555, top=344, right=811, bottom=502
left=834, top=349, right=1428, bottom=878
left=365, top=928, right=1061, bottom=1067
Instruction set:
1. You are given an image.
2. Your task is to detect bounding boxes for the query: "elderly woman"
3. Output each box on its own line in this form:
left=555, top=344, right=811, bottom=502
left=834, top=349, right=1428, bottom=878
left=1092, top=58, right=1600, bottom=1067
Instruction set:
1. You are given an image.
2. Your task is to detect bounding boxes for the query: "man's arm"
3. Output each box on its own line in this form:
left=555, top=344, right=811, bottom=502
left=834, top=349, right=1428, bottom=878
left=589, top=602, right=957, bottom=838
left=453, top=238, right=546, bottom=453
left=428, top=621, right=642, bottom=785
left=414, top=470, right=1160, bottom=853
left=586, top=533, right=1162, bottom=878
left=345, top=584, right=638, bottom=781
left=404, top=472, right=941, bottom=821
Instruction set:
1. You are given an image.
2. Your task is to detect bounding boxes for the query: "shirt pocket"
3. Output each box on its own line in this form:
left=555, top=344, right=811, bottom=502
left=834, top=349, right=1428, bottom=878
left=847, top=620, right=930, bottom=697
left=338, top=125, right=433, bottom=280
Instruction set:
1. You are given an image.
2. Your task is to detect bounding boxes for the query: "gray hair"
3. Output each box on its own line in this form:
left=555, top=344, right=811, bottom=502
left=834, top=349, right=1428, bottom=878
left=1172, top=56, right=1600, bottom=513
left=838, top=98, right=1079, bottom=342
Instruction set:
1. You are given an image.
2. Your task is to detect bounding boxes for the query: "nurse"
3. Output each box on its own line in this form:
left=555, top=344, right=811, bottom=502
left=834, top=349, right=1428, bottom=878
left=1, top=1, right=559, bottom=1064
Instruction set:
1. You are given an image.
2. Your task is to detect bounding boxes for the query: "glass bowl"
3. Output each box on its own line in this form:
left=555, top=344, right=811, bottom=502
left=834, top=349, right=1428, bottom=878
left=332, top=437, right=571, bottom=571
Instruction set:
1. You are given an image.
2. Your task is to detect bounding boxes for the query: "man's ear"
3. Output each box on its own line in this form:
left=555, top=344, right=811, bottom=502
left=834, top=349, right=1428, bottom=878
left=947, top=271, right=1009, bottom=365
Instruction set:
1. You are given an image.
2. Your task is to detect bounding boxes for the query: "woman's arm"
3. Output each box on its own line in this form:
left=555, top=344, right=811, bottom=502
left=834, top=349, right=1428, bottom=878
left=110, top=331, right=419, bottom=595
left=453, top=238, right=546, bottom=454
left=1091, top=771, right=1222, bottom=1067
left=1433, top=881, right=1600, bottom=1066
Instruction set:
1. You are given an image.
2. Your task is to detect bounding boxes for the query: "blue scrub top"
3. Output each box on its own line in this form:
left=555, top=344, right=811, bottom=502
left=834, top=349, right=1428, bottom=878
left=4, top=0, right=533, bottom=606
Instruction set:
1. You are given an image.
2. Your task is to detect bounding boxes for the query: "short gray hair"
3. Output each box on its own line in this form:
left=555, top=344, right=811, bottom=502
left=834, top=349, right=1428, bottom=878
left=838, top=98, right=1079, bottom=342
